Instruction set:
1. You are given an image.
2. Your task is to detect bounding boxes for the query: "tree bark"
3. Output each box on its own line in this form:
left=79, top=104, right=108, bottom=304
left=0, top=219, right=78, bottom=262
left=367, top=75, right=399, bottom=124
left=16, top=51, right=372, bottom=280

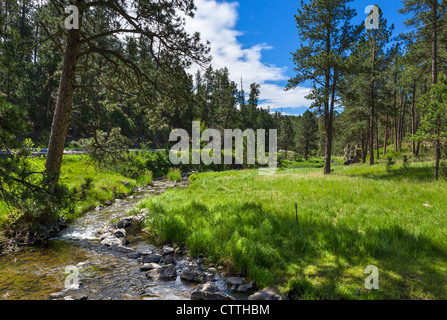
left=383, top=114, right=388, bottom=156
left=45, top=26, right=82, bottom=183
left=369, top=33, right=376, bottom=166
left=431, top=0, right=439, bottom=180
left=399, top=93, right=407, bottom=152
left=411, top=83, right=417, bottom=154
left=394, top=111, right=398, bottom=152
left=362, top=131, right=368, bottom=164
left=435, top=137, right=441, bottom=180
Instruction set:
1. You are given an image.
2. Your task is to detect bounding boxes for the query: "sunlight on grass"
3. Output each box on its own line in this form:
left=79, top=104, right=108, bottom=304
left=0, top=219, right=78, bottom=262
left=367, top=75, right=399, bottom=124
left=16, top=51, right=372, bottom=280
left=1, top=155, right=148, bottom=223
left=137, top=161, right=447, bottom=299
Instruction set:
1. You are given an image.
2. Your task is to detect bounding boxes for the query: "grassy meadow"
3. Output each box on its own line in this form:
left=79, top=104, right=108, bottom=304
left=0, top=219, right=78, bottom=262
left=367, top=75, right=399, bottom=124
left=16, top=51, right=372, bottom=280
left=132, top=158, right=447, bottom=300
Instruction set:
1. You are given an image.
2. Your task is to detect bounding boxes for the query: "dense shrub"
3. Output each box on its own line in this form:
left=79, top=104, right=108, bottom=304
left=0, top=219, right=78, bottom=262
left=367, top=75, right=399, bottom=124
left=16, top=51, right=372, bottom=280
left=167, top=168, right=182, bottom=182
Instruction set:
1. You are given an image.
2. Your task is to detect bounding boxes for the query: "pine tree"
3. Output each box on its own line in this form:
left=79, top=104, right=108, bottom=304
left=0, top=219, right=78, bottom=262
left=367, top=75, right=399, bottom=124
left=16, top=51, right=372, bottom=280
left=414, top=74, right=447, bottom=180
left=278, top=115, right=295, bottom=155
left=287, top=0, right=360, bottom=174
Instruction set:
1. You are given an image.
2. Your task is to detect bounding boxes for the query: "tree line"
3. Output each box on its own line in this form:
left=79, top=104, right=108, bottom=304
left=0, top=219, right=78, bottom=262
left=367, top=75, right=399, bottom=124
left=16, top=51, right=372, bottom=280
left=1, top=0, right=447, bottom=191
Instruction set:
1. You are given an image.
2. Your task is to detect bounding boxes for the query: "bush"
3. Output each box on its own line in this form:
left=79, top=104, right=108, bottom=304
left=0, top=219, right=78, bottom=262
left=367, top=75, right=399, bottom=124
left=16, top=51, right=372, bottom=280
left=167, top=168, right=182, bottom=182
left=0, top=99, right=74, bottom=228
left=74, top=128, right=130, bottom=171
left=136, top=171, right=153, bottom=186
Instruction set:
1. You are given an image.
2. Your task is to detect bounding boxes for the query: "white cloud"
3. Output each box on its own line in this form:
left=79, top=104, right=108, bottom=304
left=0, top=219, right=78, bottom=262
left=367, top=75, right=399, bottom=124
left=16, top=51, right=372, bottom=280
left=184, top=0, right=311, bottom=113
left=258, top=84, right=311, bottom=111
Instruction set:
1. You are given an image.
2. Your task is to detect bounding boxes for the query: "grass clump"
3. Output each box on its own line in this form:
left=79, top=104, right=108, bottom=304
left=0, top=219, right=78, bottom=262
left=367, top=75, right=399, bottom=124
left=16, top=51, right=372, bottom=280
left=0, top=155, right=143, bottom=225
left=167, top=168, right=182, bottom=182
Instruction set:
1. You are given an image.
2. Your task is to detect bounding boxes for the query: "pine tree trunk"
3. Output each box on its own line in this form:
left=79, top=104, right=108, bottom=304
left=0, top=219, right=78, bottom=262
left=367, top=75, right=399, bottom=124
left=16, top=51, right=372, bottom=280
left=362, top=131, right=368, bottom=164
left=376, top=115, right=380, bottom=160
left=394, top=112, right=398, bottom=152
left=324, top=126, right=332, bottom=174
left=399, top=93, right=407, bottom=152
left=369, top=33, right=376, bottom=166
left=411, top=83, right=416, bottom=155
left=383, top=115, right=388, bottom=156
left=435, top=135, right=441, bottom=181
left=45, top=27, right=82, bottom=184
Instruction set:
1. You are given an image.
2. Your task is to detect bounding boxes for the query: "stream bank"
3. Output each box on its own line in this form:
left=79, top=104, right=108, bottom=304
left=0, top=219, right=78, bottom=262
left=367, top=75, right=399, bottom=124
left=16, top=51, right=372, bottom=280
left=0, top=179, right=257, bottom=300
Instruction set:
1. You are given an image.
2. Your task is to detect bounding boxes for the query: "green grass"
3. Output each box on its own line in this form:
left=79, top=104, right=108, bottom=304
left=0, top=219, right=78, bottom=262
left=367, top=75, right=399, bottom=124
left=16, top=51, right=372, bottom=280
left=134, top=160, right=447, bottom=300
left=167, top=167, right=182, bottom=182
left=0, top=155, right=152, bottom=225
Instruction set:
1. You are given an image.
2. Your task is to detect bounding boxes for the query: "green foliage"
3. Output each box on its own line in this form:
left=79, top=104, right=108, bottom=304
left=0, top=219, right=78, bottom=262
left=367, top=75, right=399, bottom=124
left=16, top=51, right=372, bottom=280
left=295, top=111, right=319, bottom=160
left=402, top=155, right=410, bottom=171
left=122, top=151, right=172, bottom=179
left=386, top=156, right=395, bottom=173
left=278, top=116, right=295, bottom=152
left=414, top=74, right=447, bottom=144
left=0, top=98, right=73, bottom=227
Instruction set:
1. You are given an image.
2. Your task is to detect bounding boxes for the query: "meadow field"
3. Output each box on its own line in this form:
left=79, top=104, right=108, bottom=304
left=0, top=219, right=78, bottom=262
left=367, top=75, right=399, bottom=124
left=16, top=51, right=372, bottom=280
left=131, top=158, right=447, bottom=299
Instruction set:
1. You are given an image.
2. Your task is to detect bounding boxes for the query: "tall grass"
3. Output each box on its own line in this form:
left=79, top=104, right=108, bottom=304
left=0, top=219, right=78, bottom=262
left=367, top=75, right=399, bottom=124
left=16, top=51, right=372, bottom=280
left=136, top=161, right=447, bottom=299
left=0, top=155, right=150, bottom=224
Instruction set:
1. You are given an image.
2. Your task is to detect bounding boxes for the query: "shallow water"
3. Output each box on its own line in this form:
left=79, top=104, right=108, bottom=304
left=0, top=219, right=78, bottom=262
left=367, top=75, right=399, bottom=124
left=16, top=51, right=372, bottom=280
left=0, top=180, right=240, bottom=300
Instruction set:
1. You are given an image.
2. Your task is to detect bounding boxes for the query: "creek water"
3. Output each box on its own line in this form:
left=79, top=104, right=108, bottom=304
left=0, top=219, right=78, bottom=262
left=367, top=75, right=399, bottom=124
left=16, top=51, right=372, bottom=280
left=0, top=180, right=238, bottom=300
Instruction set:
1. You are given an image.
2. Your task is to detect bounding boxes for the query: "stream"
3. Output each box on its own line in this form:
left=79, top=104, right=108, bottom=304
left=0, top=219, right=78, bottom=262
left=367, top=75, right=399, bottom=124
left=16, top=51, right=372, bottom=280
left=0, top=180, right=245, bottom=300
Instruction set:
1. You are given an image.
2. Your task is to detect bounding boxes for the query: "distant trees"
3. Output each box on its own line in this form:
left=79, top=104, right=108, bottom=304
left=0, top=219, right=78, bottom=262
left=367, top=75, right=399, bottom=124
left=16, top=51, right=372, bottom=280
left=342, top=6, right=395, bottom=165
left=414, top=74, right=447, bottom=180
left=295, top=110, right=319, bottom=160
left=278, top=116, right=295, bottom=154
left=42, top=0, right=211, bottom=184
left=2, top=0, right=447, bottom=182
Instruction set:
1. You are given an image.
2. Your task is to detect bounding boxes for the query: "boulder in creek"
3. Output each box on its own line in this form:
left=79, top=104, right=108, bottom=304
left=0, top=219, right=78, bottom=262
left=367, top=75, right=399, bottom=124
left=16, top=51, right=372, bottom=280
left=49, top=290, right=69, bottom=299
left=191, top=282, right=235, bottom=301
left=127, top=252, right=142, bottom=259
left=140, top=263, right=161, bottom=271
left=146, top=264, right=177, bottom=281
left=226, top=277, right=243, bottom=286
left=113, top=229, right=126, bottom=238
left=141, top=253, right=163, bottom=264
left=164, top=255, right=176, bottom=265
left=116, top=214, right=146, bottom=229
left=109, top=244, right=135, bottom=254
left=180, top=267, right=213, bottom=283
left=162, top=245, right=175, bottom=255
left=96, top=225, right=115, bottom=236
left=248, top=289, right=286, bottom=300
left=100, top=235, right=123, bottom=247
left=237, top=281, right=254, bottom=293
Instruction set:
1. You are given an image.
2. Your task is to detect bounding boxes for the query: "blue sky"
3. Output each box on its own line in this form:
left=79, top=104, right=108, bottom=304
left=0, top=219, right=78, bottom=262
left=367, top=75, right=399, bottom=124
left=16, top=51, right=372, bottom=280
left=185, top=0, right=412, bottom=116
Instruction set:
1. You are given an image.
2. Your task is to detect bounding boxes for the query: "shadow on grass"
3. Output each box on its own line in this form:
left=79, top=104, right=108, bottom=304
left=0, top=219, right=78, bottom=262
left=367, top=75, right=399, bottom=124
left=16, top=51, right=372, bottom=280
left=341, top=165, right=438, bottom=183
left=146, top=200, right=447, bottom=299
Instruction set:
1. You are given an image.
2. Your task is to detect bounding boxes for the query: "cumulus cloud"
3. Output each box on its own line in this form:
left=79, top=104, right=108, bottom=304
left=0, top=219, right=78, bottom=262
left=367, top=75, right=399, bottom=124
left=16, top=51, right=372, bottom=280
left=184, top=0, right=311, bottom=114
